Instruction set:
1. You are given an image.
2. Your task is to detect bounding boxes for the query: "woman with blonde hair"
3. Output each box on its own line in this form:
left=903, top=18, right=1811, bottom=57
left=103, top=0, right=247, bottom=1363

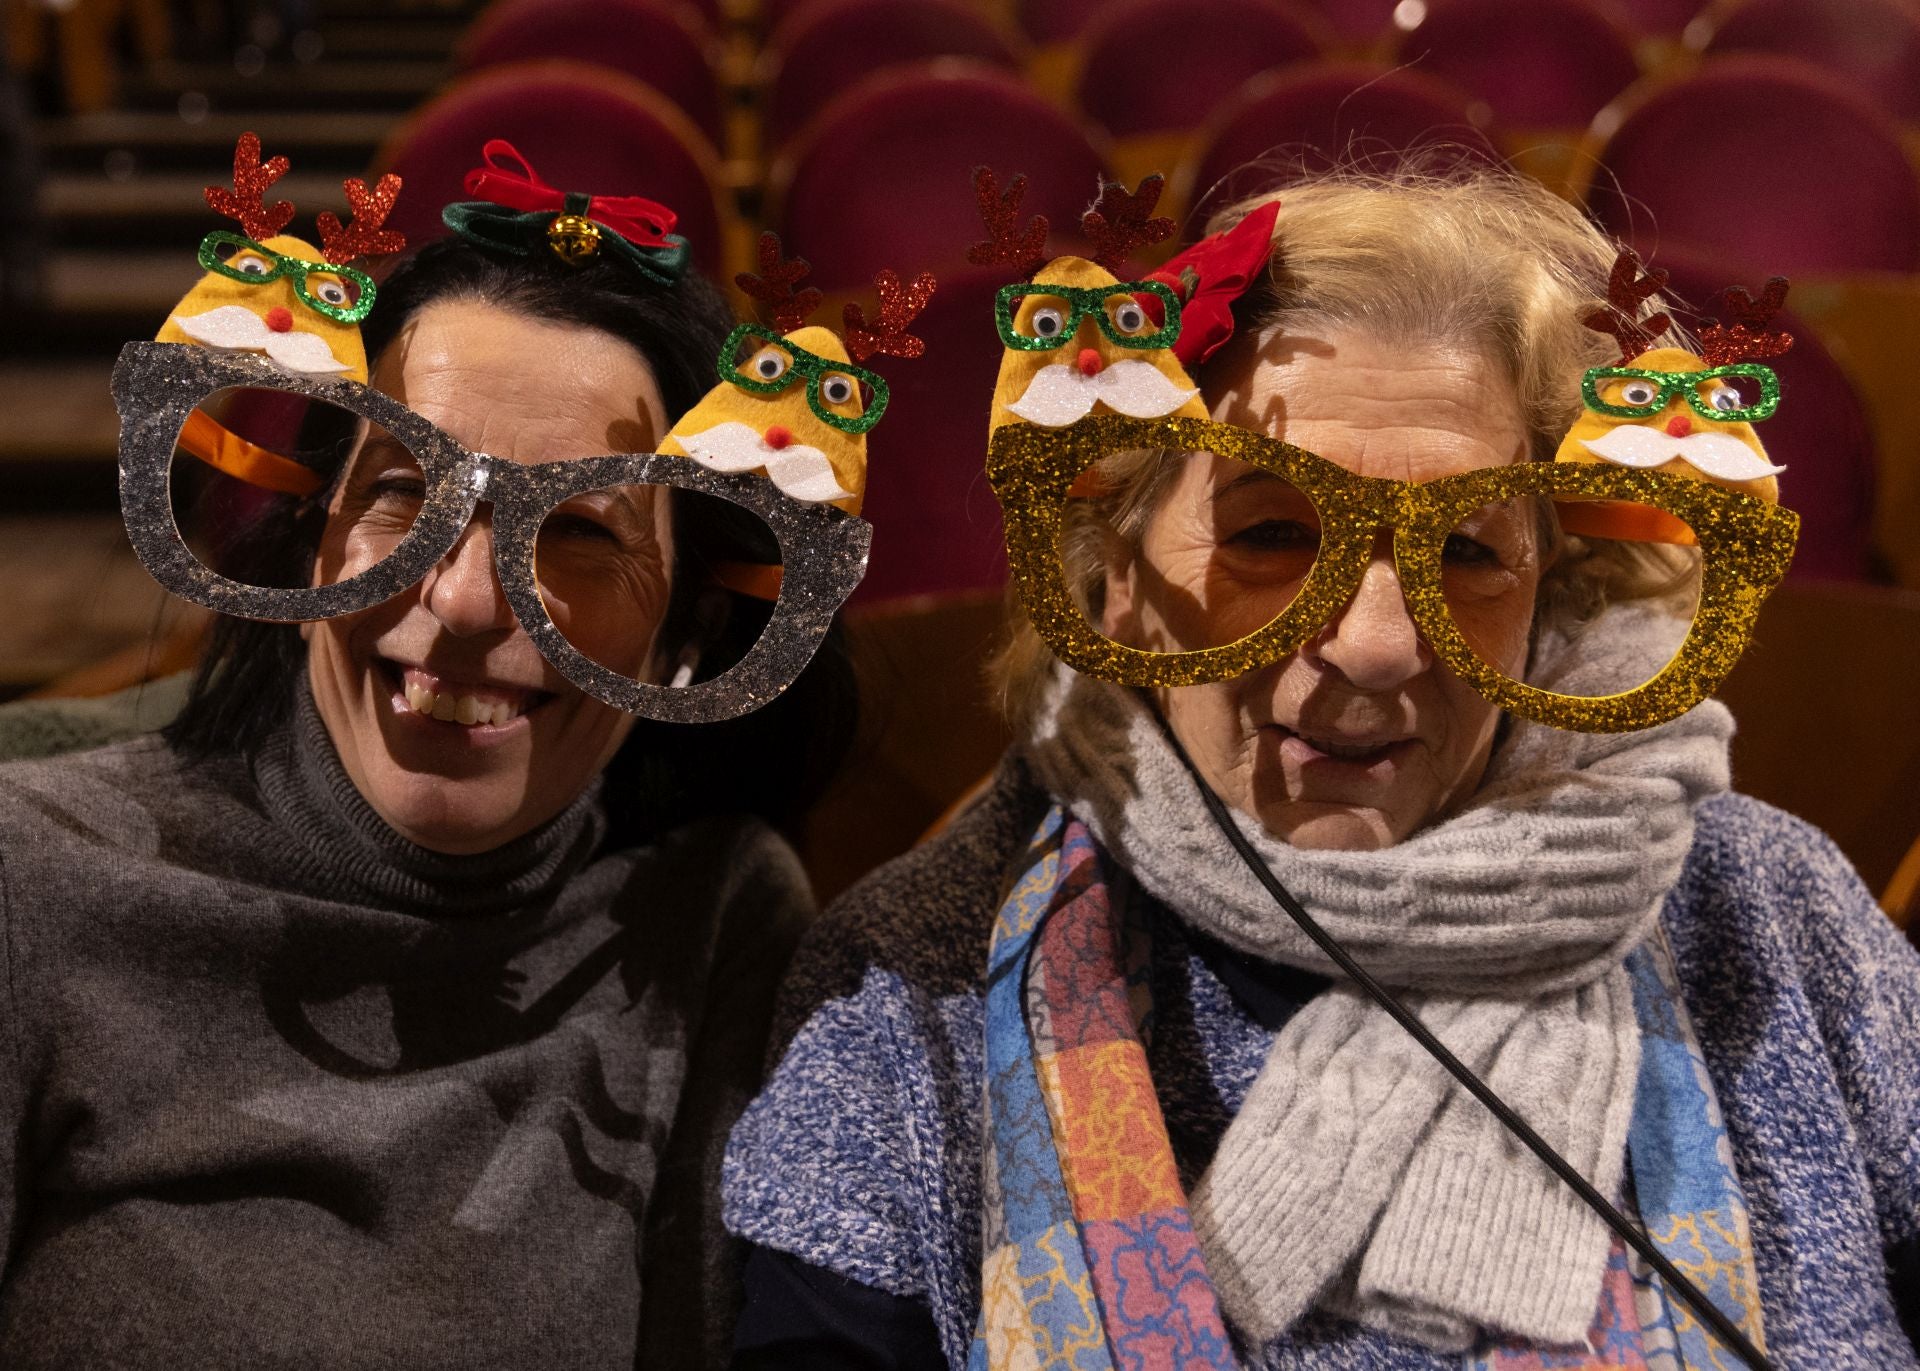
left=723, top=163, right=1920, bottom=1369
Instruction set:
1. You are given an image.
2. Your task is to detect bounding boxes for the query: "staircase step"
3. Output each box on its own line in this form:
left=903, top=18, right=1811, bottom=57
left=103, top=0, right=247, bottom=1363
left=39, top=110, right=395, bottom=174
left=124, top=59, right=449, bottom=114
left=0, top=360, right=120, bottom=467
left=39, top=170, right=349, bottom=249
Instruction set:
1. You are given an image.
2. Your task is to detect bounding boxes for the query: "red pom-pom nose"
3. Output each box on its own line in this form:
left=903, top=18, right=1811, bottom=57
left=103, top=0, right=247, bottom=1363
left=1076, top=348, right=1104, bottom=377
left=763, top=425, right=794, bottom=450
left=264, top=306, right=294, bottom=333
left=1666, top=415, right=1692, bottom=437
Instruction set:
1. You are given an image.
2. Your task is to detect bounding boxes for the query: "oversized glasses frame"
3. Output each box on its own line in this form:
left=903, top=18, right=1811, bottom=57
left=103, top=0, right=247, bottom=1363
left=988, top=413, right=1798, bottom=732
left=993, top=280, right=1183, bottom=353
left=1580, top=362, right=1781, bottom=424
left=721, top=323, right=889, bottom=434
left=115, top=342, right=870, bottom=724
left=197, top=232, right=378, bottom=324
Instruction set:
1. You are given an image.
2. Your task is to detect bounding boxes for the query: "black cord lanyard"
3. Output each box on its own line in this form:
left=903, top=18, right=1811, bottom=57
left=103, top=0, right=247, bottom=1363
left=1147, top=706, right=1773, bottom=1371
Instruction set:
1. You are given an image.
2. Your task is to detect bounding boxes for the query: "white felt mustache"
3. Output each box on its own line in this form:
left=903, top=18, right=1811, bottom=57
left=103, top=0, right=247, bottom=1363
left=1581, top=424, right=1786, bottom=481
left=675, top=421, right=854, bottom=504
left=171, top=305, right=350, bottom=374
left=1005, top=358, right=1198, bottom=427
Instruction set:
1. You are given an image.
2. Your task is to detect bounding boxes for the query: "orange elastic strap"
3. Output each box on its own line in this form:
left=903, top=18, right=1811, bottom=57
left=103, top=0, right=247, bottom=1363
left=178, top=409, right=326, bottom=498
left=713, top=560, right=783, bottom=601
left=1553, top=499, right=1698, bottom=547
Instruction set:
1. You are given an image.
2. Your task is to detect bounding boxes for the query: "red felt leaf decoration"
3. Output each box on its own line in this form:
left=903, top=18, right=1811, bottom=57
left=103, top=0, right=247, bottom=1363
left=317, top=174, right=406, bottom=264
left=1081, top=174, right=1176, bottom=276
left=843, top=269, right=937, bottom=362
left=205, top=132, right=296, bottom=241
left=966, top=167, right=1049, bottom=278
left=736, top=232, right=823, bottom=333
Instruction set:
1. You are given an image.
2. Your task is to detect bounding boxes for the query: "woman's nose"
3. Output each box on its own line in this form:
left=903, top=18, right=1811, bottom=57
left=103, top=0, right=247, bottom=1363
left=421, top=516, right=515, bottom=637
left=1310, top=544, right=1431, bottom=690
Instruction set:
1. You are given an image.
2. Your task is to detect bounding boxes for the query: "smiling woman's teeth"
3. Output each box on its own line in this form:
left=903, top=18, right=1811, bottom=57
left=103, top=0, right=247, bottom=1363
left=401, top=681, right=522, bottom=727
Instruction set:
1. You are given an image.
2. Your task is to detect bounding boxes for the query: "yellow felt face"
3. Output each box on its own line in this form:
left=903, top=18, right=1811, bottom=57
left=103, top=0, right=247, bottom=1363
left=989, top=255, right=1208, bottom=435
left=659, top=324, right=870, bottom=516
left=156, top=234, right=370, bottom=384
left=1556, top=346, right=1782, bottom=505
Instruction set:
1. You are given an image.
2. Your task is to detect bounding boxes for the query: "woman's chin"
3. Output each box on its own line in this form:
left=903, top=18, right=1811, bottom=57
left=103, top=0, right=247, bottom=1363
left=1250, top=799, right=1404, bottom=851
left=357, top=761, right=538, bottom=855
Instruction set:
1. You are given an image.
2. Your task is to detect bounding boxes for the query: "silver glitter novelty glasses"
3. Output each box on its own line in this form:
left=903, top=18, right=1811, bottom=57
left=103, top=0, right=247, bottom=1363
left=113, top=342, right=871, bottom=723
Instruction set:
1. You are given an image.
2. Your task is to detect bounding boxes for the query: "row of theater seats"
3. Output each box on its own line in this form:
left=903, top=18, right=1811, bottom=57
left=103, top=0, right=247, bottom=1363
left=368, top=0, right=1920, bottom=600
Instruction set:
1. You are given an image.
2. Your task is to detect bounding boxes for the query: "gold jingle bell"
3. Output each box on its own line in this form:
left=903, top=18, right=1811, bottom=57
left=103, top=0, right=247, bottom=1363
left=547, top=214, right=601, bottom=265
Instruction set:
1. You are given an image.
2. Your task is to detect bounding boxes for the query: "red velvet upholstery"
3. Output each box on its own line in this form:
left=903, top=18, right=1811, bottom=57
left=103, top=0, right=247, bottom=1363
left=376, top=62, right=727, bottom=274
left=773, top=62, right=1107, bottom=291
left=1391, top=0, right=1640, bottom=127
left=1655, top=250, right=1879, bottom=582
left=1182, top=62, right=1496, bottom=218
left=1698, top=0, right=1920, bottom=123
left=852, top=268, right=1009, bottom=601
left=1587, top=57, right=1920, bottom=274
left=458, top=0, right=724, bottom=147
left=1074, top=0, right=1327, bottom=139
left=1298, top=0, right=1401, bottom=43
left=1015, top=0, right=1107, bottom=44
left=763, top=0, right=1022, bottom=139
left=1611, top=0, right=1709, bottom=32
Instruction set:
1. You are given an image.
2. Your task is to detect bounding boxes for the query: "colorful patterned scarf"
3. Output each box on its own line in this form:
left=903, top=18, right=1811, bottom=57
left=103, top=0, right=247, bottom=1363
left=971, top=807, right=1767, bottom=1370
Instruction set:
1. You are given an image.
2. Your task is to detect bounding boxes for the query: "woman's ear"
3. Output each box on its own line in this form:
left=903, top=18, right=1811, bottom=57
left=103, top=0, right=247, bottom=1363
left=1099, top=530, right=1142, bottom=646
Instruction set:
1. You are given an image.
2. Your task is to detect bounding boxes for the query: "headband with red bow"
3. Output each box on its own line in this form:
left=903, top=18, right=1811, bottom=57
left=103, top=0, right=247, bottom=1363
left=1145, top=199, right=1281, bottom=369
left=440, top=139, right=690, bottom=283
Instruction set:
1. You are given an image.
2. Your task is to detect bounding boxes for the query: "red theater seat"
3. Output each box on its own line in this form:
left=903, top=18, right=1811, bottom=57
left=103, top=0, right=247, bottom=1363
left=1694, top=0, right=1920, bottom=124
left=1073, top=0, right=1327, bottom=140
left=1179, top=62, right=1496, bottom=219
left=853, top=267, right=1009, bottom=601
left=457, top=0, right=725, bottom=148
left=1584, top=57, right=1920, bottom=275
left=1299, top=0, right=1400, bottom=45
left=771, top=61, right=1107, bottom=291
left=1015, top=0, right=1106, bottom=44
left=1611, top=0, right=1709, bottom=33
left=1390, top=0, right=1640, bottom=129
left=761, top=0, right=1023, bottom=140
left=376, top=62, right=730, bottom=275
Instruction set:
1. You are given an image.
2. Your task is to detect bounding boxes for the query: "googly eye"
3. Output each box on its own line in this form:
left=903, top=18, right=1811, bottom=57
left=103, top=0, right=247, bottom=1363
left=314, top=280, right=349, bottom=305
left=819, top=373, right=857, bottom=406
left=1029, top=307, right=1067, bottom=340
left=1619, top=380, right=1658, bottom=407
left=747, top=346, right=789, bottom=382
left=235, top=254, right=271, bottom=276
left=1706, top=384, right=1742, bottom=414
left=1112, top=300, right=1147, bottom=334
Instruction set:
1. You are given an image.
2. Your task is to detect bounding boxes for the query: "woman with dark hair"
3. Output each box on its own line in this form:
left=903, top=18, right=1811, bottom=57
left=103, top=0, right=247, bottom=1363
left=0, top=150, right=862, bottom=1369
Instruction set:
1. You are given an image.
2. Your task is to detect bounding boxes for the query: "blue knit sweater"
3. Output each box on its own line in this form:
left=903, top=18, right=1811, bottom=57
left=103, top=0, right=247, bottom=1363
left=725, top=758, right=1920, bottom=1369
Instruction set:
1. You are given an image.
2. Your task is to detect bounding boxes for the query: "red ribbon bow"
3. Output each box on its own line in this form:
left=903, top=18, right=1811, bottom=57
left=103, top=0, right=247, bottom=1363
left=1145, top=200, right=1282, bottom=369
left=461, top=139, right=678, bottom=246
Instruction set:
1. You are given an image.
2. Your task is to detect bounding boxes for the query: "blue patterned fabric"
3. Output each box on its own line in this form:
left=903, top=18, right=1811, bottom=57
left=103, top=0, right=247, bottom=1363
left=724, top=760, right=1920, bottom=1369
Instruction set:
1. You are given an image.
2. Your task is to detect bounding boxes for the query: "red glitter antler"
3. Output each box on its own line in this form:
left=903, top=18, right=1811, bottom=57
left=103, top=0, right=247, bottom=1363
left=1700, top=278, right=1794, bottom=366
left=205, top=132, right=296, bottom=241
left=1583, top=247, right=1672, bottom=363
left=843, top=269, right=937, bottom=363
left=1081, top=174, right=1176, bottom=276
left=966, top=167, right=1049, bottom=278
left=736, top=232, right=823, bottom=333
left=317, top=174, right=406, bottom=264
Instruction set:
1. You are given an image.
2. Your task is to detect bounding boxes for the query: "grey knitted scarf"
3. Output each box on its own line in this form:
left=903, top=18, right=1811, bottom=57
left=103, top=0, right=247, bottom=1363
left=1022, top=603, right=1732, bottom=1353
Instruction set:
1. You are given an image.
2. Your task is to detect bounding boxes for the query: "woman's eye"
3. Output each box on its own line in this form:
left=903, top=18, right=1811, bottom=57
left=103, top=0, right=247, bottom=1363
left=314, top=281, right=348, bottom=305
left=819, top=374, right=856, bottom=406
left=1442, top=533, right=1500, bottom=566
left=544, top=513, right=620, bottom=544
left=747, top=347, right=790, bottom=382
left=1227, top=519, right=1318, bottom=552
left=1029, top=307, right=1067, bottom=339
left=1112, top=301, right=1147, bottom=333
left=1619, top=381, right=1658, bottom=406
left=1706, top=384, right=1742, bottom=414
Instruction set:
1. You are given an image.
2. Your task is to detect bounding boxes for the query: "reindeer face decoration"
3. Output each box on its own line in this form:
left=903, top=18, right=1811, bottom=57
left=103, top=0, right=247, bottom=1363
left=657, top=233, right=934, bottom=517
left=157, top=133, right=404, bottom=385
left=974, top=170, right=1208, bottom=434
left=1557, top=251, right=1792, bottom=506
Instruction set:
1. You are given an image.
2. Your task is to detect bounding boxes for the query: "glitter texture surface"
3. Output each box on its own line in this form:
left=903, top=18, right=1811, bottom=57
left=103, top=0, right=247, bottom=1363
left=114, top=341, right=870, bottom=724
left=987, top=413, right=1798, bottom=732
left=1580, top=362, right=1781, bottom=424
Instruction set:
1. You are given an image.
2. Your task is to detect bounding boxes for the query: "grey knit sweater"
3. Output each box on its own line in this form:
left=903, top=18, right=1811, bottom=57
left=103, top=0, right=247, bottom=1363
left=0, top=692, right=811, bottom=1369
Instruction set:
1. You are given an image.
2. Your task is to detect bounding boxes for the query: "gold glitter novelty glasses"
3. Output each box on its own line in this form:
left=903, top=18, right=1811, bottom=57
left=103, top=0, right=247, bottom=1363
left=988, top=414, right=1798, bottom=732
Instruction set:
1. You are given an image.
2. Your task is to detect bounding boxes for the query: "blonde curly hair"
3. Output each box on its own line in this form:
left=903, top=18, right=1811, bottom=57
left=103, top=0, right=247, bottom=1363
left=994, top=161, right=1702, bottom=729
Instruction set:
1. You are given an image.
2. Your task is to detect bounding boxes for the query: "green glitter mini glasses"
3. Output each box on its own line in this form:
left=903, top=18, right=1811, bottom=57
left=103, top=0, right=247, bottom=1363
left=1581, top=363, right=1781, bottom=423
left=722, top=323, right=889, bottom=434
left=989, top=414, right=1799, bottom=732
left=197, top=231, right=377, bottom=323
left=994, top=280, right=1183, bottom=352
